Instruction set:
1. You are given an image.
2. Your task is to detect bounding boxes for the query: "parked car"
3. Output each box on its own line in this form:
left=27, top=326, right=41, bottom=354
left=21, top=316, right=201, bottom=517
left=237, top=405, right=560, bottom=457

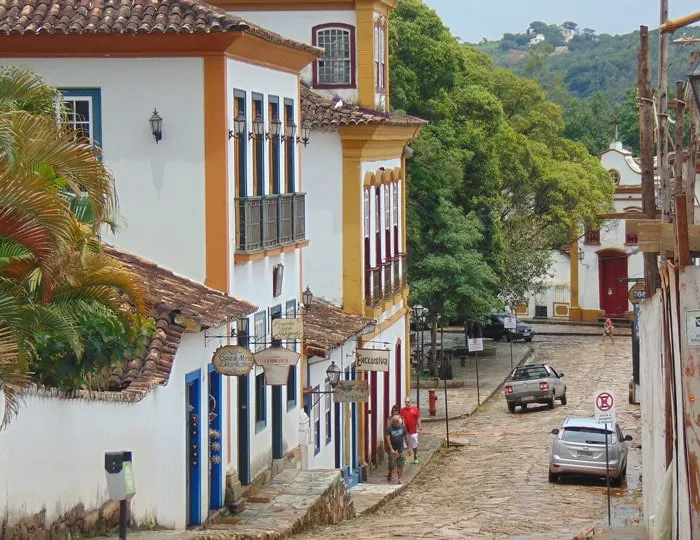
left=481, top=313, right=534, bottom=342
left=504, top=363, right=566, bottom=413
left=549, top=418, right=633, bottom=485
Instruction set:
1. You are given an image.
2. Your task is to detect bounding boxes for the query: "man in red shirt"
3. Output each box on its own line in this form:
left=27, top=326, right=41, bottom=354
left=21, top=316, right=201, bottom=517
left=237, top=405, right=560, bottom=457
left=400, top=397, right=421, bottom=463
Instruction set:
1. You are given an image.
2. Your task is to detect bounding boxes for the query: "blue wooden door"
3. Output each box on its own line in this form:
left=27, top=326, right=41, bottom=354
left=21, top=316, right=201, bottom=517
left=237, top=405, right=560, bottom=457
left=186, top=370, right=202, bottom=526
left=238, top=374, right=251, bottom=485
left=208, top=366, right=223, bottom=509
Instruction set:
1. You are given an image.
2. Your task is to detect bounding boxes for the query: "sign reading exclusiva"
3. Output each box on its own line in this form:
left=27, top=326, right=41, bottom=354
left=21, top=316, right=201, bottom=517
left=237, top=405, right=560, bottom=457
left=355, top=348, right=390, bottom=372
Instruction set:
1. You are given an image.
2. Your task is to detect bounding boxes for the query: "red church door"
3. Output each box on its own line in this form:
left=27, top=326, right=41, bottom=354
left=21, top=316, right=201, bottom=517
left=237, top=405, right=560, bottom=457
left=598, top=252, right=628, bottom=317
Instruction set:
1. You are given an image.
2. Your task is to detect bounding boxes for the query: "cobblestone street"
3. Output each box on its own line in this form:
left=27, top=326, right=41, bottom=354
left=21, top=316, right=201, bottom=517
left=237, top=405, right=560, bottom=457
left=297, top=335, right=642, bottom=539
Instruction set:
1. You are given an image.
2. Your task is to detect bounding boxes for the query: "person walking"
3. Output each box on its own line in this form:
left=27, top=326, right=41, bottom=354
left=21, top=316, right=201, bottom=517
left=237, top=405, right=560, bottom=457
left=385, top=414, right=410, bottom=484
left=387, top=404, right=403, bottom=427
left=400, top=397, right=422, bottom=463
left=602, top=317, right=615, bottom=345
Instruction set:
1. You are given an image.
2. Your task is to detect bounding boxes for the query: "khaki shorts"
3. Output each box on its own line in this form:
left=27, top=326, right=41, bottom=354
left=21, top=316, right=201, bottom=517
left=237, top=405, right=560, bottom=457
left=388, top=450, right=406, bottom=469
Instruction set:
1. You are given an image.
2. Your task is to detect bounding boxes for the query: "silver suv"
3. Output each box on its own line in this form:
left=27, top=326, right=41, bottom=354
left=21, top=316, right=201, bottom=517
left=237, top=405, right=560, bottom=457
left=549, top=418, right=633, bottom=486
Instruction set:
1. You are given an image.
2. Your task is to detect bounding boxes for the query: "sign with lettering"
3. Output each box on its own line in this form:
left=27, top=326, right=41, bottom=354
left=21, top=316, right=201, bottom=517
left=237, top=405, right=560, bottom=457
left=467, top=338, right=484, bottom=352
left=504, top=315, right=517, bottom=330
left=271, top=317, right=303, bottom=340
left=254, top=346, right=301, bottom=367
left=594, top=390, right=616, bottom=426
left=334, top=379, right=370, bottom=403
left=686, top=309, right=700, bottom=347
left=254, top=346, right=300, bottom=386
left=628, top=282, right=646, bottom=305
left=212, top=345, right=255, bottom=376
left=356, top=348, right=390, bottom=372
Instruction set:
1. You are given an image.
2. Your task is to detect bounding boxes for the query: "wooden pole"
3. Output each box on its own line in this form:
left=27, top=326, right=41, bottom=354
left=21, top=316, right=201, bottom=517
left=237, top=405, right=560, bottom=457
left=688, top=52, right=699, bottom=226
left=659, top=0, right=672, bottom=240
left=675, top=194, right=690, bottom=267
left=639, top=26, right=660, bottom=297
left=674, top=81, right=686, bottom=200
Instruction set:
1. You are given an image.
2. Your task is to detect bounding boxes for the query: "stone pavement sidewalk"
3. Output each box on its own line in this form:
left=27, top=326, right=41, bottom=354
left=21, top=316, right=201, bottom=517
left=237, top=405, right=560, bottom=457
left=348, top=435, right=443, bottom=517
left=411, top=339, right=535, bottom=423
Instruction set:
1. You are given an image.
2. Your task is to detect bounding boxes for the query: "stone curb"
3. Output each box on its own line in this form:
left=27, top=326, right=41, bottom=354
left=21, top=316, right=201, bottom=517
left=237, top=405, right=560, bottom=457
left=421, top=346, right=535, bottom=424
left=355, top=438, right=443, bottom=517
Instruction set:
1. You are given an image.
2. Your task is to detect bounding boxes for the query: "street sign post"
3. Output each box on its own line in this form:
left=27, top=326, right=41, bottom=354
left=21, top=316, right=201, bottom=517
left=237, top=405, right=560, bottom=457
left=594, top=391, right=616, bottom=526
left=468, top=337, right=483, bottom=405
left=504, top=315, right=516, bottom=368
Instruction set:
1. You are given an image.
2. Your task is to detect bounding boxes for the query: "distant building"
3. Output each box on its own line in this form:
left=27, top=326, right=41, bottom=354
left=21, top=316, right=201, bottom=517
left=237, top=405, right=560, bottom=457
left=528, top=33, right=546, bottom=46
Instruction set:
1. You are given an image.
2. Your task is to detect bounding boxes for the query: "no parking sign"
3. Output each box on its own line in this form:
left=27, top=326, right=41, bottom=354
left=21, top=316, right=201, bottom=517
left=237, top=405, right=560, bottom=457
left=594, top=391, right=616, bottom=426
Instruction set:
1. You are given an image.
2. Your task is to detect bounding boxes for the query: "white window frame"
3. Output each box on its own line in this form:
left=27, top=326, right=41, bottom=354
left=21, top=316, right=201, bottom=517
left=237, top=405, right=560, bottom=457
left=314, top=25, right=354, bottom=87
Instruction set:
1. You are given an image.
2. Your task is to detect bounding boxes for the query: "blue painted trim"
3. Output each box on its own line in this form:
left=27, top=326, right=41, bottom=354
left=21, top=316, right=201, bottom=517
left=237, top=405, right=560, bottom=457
left=208, top=366, right=223, bottom=510
left=238, top=374, right=251, bottom=485
left=186, top=370, right=202, bottom=526
left=58, top=88, right=102, bottom=151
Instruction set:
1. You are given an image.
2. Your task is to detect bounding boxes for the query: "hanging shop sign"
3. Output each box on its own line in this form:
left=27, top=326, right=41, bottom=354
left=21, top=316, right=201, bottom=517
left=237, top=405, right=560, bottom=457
left=254, top=346, right=301, bottom=385
left=212, top=345, right=255, bottom=376
left=628, top=282, right=646, bottom=305
left=356, top=348, right=390, bottom=372
left=334, top=379, right=370, bottom=403
left=271, top=317, right=304, bottom=340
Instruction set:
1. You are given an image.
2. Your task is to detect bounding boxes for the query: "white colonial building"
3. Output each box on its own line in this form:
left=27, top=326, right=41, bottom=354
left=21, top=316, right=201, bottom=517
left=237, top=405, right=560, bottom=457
left=0, top=0, right=322, bottom=531
left=214, top=0, right=426, bottom=484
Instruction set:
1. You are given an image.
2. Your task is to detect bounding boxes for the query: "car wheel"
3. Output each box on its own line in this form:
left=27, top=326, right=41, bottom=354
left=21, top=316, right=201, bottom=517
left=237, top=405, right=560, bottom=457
left=611, top=474, right=623, bottom=487
left=525, top=337, right=533, bottom=342
left=547, top=394, right=555, bottom=409
left=560, top=392, right=567, bottom=405
left=507, top=402, right=516, bottom=413
left=548, top=471, right=559, bottom=483
left=620, top=463, right=627, bottom=479
left=520, top=403, right=527, bottom=411
left=505, top=332, right=512, bottom=342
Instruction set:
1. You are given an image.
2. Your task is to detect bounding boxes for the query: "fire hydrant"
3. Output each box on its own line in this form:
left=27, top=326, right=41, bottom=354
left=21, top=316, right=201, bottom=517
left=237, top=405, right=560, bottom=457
left=428, top=389, right=438, bottom=416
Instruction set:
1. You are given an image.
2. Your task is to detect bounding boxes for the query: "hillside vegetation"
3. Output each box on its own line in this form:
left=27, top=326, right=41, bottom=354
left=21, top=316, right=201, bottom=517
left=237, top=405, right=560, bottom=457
left=474, top=22, right=700, bottom=102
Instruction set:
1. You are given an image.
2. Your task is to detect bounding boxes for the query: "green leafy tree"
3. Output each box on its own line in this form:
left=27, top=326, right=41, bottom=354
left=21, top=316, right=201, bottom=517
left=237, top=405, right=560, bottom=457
left=391, top=0, right=614, bottom=330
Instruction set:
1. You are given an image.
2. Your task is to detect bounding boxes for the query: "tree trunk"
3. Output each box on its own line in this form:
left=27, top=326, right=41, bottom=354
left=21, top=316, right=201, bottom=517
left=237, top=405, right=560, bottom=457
left=429, top=319, right=438, bottom=376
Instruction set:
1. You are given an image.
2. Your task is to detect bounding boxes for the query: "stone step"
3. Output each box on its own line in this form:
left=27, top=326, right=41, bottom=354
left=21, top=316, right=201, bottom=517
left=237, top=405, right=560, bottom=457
left=197, top=469, right=354, bottom=538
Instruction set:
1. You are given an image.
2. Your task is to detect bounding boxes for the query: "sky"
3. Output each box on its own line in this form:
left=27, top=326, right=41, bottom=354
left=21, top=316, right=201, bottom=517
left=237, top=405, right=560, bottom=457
left=423, top=0, right=700, bottom=43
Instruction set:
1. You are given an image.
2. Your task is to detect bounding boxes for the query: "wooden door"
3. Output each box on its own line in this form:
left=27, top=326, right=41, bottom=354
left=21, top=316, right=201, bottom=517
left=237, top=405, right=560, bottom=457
left=599, top=253, right=628, bottom=317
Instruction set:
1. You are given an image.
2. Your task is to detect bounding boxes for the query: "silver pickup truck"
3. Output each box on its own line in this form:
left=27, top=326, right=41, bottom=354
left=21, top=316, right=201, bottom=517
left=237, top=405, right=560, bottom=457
left=504, top=363, right=567, bottom=413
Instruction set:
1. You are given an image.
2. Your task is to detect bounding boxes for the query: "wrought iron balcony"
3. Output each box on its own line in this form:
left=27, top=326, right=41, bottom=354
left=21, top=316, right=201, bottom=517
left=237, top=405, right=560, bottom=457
left=236, top=193, right=306, bottom=253
left=365, top=266, right=382, bottom=307
left=382, top=260, right=393, bottom=299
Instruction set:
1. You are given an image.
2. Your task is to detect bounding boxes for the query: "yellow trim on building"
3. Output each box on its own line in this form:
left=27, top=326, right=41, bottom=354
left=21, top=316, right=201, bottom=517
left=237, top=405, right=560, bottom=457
left=356, top=0, right=376, bottom=110
left=204, top=55, right=230, bottom=293
left=360, top=306, right=407, bottom=343
left=568, top=230, right=580, bottom=321
left=342, top=154, right=364, bottom=315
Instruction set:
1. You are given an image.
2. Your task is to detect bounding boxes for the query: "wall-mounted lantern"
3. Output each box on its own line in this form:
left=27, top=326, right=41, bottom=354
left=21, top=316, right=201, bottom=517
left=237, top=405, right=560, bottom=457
left=266, top=116, right=283, bottom=141
left=250, top=113, right=265, bottom=141
left=282, top=120, right=297, bottom=143
left=578, top=247, right=585, bottom=261
left=149, top=109, right=163, bottom=143
left=229, top=113, right=246, bottom=140
left=299, top=119, right=312, bottom=148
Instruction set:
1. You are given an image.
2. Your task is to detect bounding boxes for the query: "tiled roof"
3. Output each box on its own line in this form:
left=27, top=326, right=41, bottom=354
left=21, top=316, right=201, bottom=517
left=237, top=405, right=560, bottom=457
left=303, top=299, right=375, bottom=357
left=106, top=307, right=185, bottom=398
left=97, top=245, right=256, bottom=400
left=301, top=85, right=427, bottom=129
left=0, top=0, right=321, bottom=55
left=104, top=244, right=256, bottom=328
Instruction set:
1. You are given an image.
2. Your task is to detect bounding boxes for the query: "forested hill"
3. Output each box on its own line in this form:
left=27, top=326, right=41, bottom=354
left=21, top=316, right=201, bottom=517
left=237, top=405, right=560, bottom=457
left=473, top=23, right=700, bottom=102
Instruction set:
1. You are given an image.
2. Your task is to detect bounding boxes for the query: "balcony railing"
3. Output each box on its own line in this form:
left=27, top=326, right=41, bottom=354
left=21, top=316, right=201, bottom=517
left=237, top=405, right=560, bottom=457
left=382, top=260, right=392, bottom=298
left=365, top=266, right=382, bottom=307
left=236, top=193, right=306, bottom=253
left=584, top=229, right=600, bottom=245
left=365, top=254, right=408, bottom=308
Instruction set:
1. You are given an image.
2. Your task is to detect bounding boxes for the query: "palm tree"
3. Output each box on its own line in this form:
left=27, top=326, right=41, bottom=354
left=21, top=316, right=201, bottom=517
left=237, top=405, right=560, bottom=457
left=0, top=67, right=147, bottom=427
